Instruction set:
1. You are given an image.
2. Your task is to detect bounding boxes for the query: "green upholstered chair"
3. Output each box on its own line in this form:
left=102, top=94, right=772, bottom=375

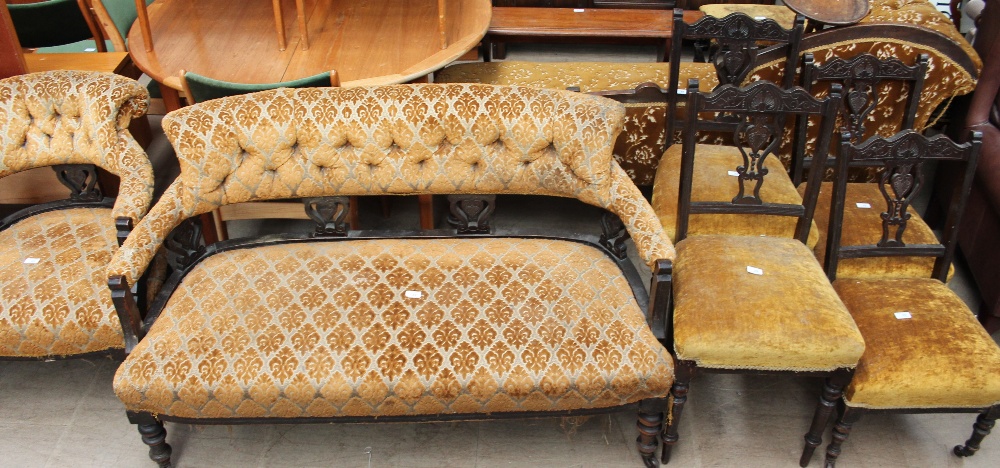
left=815, top=130, right=1000, bottom=466
left=88, top=0, right=155, bottom=52
left=179, top=69, right=343, bottom=240
left=7, top=0, right=108, bottom=53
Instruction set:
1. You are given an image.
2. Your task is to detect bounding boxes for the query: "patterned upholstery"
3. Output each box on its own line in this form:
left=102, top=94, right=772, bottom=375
left=435, top=62, right=719, bottom=185
left=114, top=238, right=675, bottom=418
left=837, top=278, right=1000, bottom=409
left=673, top=235, right=865, bottom=372
left=749, top=1, right=980, bottom=182
left=0, top=71, right=152, bottom=359
left=700, top=4, right=798, bottom=29
left=0, top=208, right=124, bottom=357
left=109, top=84, right=675, bottom=286
left=0, top=71, right=153, bottom=223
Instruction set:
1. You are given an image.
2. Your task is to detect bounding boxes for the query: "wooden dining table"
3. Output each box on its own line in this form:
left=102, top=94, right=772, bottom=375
left=127, top=0, right=492, bottom=111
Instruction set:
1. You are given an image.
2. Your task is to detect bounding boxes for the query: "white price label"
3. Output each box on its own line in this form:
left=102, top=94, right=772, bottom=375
left=23, top=258, right=40, bottom=264
left=894, top=311, right=912, bottom=320
left=856, top=202, right=872, bottom=209
left=404, top=290, right=423, bottom=299
left=676, top=88, right=687, bottom=95
left=746, top=266, right=763, bottom=275
left=573, top=8, right=585, bottom=12
left=727, top=170, right=740, bottom=177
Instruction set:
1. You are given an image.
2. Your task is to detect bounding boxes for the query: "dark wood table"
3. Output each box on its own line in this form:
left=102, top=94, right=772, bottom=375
left=485, top=7, right=703, bottom=61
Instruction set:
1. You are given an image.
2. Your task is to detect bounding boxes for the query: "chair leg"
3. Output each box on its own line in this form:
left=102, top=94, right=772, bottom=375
left=661, top=361, right=693, bottom=464
left=823, top=406, right=863, bottom=468
left=800, top=370, right=852, bottom=466
left=954, top=405, right=1000, bottom=457
left=135, top=414, right=172, bottom=467
left=637, top=398, right=667, bottom=468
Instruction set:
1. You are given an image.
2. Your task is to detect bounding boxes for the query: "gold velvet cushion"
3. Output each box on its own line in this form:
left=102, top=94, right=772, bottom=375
left=114, top=238, right=674, bottom=419
left=804, top=182, right=953, bottom=280
left=836, top=278, right=1000, bottom=409
left=699, top=4, right=798, bottom=29
left=0, top=208, right=123, bottom=357
left=673, top=235, right=864, bottom=371
left=435, top=62, right=720, bottom=186
left=651, top=143, right=820, bottom=247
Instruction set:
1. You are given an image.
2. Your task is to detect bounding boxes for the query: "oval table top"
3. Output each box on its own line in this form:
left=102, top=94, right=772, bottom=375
left=128, top=0, right=491, bottom=91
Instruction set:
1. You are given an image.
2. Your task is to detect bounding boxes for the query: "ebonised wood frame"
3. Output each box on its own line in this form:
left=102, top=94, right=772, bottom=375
left=817, top=130, right=992, bottom=468
left=109, top=195, right=674, bottom=468
left=790, top=52, right=929, bottom=185
left=661, top=80, right=845, bottom=465
left=1, top=164, right=136, bottom=362
left=666, top=8, right=805, bottom=146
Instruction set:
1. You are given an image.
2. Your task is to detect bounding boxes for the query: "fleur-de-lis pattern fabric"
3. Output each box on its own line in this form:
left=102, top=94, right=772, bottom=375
left=435, top=62, right=720, bottom=185
left=0, top=71, right=153, bottom=222
left=0, top=208, right=123, bottom=357
left=749, top=0, right=979, bottom=182
left=108, top=84, right=675, bottom=285
left=0, top=72, right=152, bottom=358
left=114, top=238, right=674, bottom=418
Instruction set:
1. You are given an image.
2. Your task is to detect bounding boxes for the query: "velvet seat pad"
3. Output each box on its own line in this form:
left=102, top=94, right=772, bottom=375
left=0, top=208, right=123, bottom=357
left=837, top=278, right=1000, bottom=409
left=651, top=144, right=820, bottom=247
left=114, top=238, right=674, bottom=419
left=673, top=235, right=864, bottom=371
left=804, top=182, right=953, bottom=280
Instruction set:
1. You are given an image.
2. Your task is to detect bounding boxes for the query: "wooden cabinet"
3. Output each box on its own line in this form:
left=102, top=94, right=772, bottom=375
left=492, top=1, right=675, bottom=8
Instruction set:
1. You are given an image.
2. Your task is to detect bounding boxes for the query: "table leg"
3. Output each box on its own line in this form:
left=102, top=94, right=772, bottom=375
left=418, top=195, right=435, bottom=229
left=161, top=86, right=184, bottom=112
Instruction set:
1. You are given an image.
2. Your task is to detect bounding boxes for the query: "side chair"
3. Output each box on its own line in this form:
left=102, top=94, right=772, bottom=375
left=0, top=71, right=153, bottom=360
left=7, top=0, right=106, bottom=52
left=817, top=129, right=1000, bottom=467
left=650, top=10, right=815, bottom=245
left=178, top=69, right=343, bottom=241
left=660, top=80, right=866, bottom=466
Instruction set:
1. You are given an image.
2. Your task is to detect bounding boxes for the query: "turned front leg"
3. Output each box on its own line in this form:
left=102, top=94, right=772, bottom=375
left=824, top=406, right=863, bottom=468
left=801, top=370, right=852, bottom=466
left=954, top=405, right=1000, bottom=457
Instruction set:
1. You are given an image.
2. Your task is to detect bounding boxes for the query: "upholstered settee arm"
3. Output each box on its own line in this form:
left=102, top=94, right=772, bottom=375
left=108, top=182, right=189, bottom=286
left=606, top=164, right=676, bottom=267
left=109, top=133, right=155, bottom=224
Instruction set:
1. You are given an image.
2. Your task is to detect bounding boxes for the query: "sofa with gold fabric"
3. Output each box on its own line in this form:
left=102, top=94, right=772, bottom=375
left=108, top=84, right=676, bottom=467
left=0, top=71, right=152, bottom=360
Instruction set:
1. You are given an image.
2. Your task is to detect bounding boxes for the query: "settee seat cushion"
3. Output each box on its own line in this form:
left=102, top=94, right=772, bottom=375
left=673, top=235, right=865, bottom=371
left=805, top=182, right=952, bottom=280
left=837, top=278, right=1000, bottom=409
left=114, top=238, right=674, bottom=419
left=0, top=207, right=123, bottom=357
left=651, top=143, right=820, bottom=248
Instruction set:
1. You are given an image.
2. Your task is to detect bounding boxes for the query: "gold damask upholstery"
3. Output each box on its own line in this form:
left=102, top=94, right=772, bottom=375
left=836, top=278, right=1000, bottom=409
left=114, top=238, right=674, bottom=418
left=0, top=71, right=153, bottom=222
left=805, top=182, right=952, bottom=280
left=0, top=208, right=123, bottom=357
left=0, top=71, right=151, bottom=359
left=109, top=84, right=674, bottom=286
left=652, top=143, right=820, bottom=247
left=673, top=235, right=865, bottom=371
left=435, top=62, right=719, bottom=185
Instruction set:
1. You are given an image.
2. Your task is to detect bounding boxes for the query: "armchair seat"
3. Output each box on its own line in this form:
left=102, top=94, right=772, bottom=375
left=652, top=144, right=820, bottom=247
left=114, top=238, right=674, bottom=420
left=673, top=235, right=864, bottom=372
left=807, top=182, right=952, bottom=280
left=836, top=278, right=1000, bottom=409
left=0, top=207, right=123, bottom=357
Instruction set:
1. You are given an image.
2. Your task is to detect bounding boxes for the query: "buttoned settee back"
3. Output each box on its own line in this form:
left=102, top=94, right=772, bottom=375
left=109, top=84, right=674, bottom=284
left=0, top=71, right=152, bottom=222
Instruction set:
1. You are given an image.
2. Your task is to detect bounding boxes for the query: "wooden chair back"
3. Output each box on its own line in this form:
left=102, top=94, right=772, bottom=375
left=826, top=130, right=982, bottom=282
left=667, top=8, right=805, bottom=142
left=85, top=0, right=152, bottom=52
left=675, top=79, right=841, bottom=243
left=790, top=52, right=929, bottom=185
